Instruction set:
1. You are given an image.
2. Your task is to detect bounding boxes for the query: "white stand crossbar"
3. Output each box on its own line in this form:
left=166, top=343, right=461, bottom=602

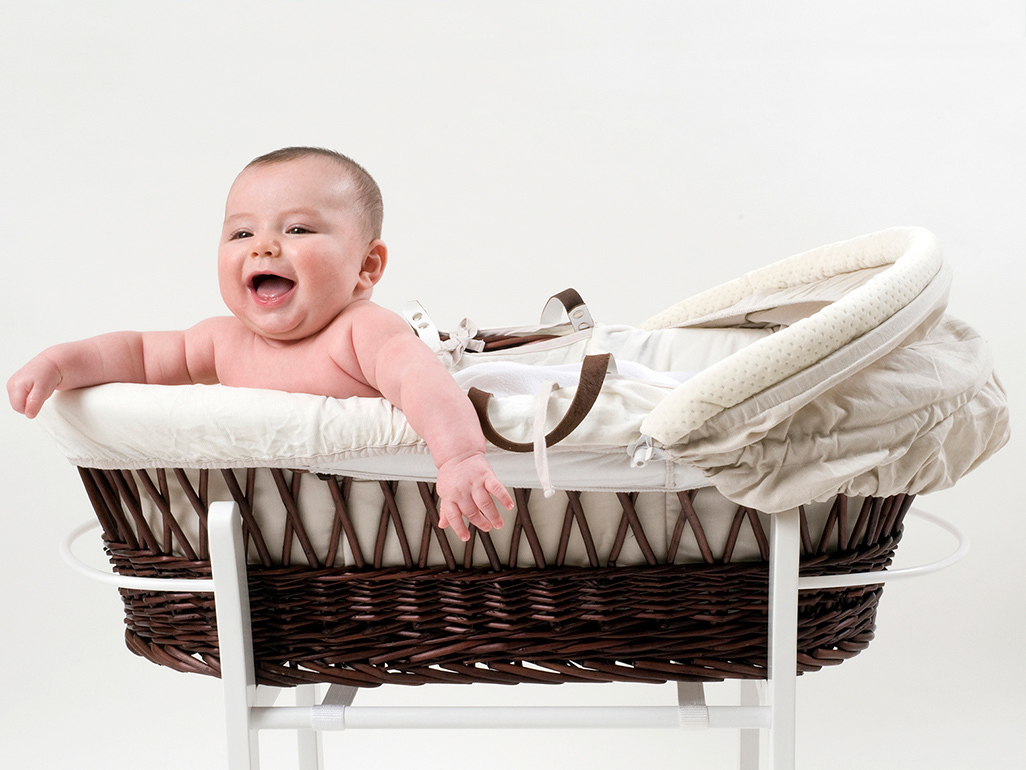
left=249, top=704, right=772, bottom=732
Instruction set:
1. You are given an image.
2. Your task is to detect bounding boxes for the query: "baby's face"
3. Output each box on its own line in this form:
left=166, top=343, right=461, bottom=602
left=218, top=157, right=384, bottom=343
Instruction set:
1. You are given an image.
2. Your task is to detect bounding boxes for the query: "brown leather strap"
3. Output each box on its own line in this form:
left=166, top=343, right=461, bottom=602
left=468, top=353, right=612, bottom=453
left=541, top=288, right=593, bottom=331
left=552, top=288, right=585, bottom=314
left=475, top=333, right=560, bottom=351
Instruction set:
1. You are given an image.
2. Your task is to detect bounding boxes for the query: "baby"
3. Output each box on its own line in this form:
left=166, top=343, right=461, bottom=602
left=8, top=146, right=513, bottom=541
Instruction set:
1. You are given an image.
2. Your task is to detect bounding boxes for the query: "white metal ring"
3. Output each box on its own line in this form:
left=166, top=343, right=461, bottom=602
left=61, top=519, right=216, bottom=592
left=796, top=506, right=969, bottom=590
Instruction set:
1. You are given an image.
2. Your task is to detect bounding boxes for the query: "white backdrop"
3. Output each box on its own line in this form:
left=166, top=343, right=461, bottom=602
left=1, top=3, right=1023, bottom=768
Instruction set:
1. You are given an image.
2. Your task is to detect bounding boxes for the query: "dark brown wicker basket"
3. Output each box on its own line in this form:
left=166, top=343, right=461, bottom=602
left=77, top=466, right=910, bottom=688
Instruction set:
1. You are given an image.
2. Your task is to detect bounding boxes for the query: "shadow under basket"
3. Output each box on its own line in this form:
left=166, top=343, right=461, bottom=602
left=78, top=466, right=911, bottom=688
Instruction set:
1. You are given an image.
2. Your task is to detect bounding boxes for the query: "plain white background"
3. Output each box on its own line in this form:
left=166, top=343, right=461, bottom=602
left=1, top=2, right=1023, bottom=768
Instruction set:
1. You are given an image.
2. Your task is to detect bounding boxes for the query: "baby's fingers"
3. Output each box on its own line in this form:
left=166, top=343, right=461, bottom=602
left=486, top=476, right=515, bottom=511
left=8, top=378, right=45, bottom=418
left=7, top=380, right=28, bottom=415
left=22, top=384, right=54, bottom=419
left=8, top=359, right=61, bottom=418
left=472, top=488, right=506, bottom=530
left=439, top=501, right=471, bottom=542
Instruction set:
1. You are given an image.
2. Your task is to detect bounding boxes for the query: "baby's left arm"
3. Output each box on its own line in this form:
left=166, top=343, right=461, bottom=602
left=345, top=304, right=513, bottom=541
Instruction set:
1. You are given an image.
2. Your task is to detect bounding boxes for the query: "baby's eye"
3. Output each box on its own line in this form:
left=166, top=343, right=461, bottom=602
left=229, top=230, right=253, bottom=240
left=286, top=226, right=312, bottom=235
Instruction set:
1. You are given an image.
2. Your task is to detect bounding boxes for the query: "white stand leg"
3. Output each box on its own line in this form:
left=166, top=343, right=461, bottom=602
left=767, top=509, right=801, bottom=770
left=739, top=680, right=764, bottom=769
left=209, top=501, right=260, bottom=770
left=296, top=685, right=323, bottom=770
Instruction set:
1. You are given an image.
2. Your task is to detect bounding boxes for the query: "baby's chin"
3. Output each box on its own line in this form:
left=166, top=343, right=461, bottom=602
left=224, top=292, right=368, bottom=343
left=241, top=305, right=357, bottom=344
left=232, top=311, right=323, bottom=344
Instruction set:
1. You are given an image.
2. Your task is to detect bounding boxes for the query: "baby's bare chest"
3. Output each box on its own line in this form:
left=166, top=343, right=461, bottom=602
left=214, top=337, right=378, bottom=399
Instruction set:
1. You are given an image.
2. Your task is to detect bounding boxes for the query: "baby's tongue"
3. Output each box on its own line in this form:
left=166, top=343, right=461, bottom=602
left=256, top=276, right=295, bottom=300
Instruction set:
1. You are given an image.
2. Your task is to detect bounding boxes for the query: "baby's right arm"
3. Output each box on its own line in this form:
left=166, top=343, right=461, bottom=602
left=7, top=324, right=218, bottom=418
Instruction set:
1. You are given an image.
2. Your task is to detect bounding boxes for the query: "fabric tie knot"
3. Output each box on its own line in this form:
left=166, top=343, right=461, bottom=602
left=439, top=318, right=485, bottom=366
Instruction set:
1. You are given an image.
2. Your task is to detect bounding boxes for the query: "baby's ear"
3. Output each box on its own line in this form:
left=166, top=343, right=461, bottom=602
left=358, top=240, right=388, bottom=288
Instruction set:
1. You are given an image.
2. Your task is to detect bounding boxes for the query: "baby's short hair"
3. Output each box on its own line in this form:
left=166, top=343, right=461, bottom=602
left=246, top=146, right=384, bottom=240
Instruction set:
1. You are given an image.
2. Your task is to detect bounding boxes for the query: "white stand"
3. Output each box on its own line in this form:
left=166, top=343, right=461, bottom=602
left=63, top=501, right=969, bottom=770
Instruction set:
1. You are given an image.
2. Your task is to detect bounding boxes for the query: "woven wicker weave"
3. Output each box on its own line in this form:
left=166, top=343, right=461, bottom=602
left=78, top=466, right=910, bottom=688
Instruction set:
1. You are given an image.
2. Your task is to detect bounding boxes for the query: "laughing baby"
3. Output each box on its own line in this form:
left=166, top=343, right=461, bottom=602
left=7, top=146, right=513, bottom=540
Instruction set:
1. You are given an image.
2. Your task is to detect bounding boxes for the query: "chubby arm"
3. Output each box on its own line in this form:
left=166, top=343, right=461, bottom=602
left=8, top=322, right=218, bottom=419
left=347, top=304, right=513, bottom=541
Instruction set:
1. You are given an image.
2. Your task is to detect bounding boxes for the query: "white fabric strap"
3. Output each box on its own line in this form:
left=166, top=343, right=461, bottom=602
left=676, top=681, right=709, bottom=729
left=403, top=301, right=442, bottom=352
left=322, top=684, right=359, bottom=707
left=311, top=704, right=347, bottom=731
left=312, top=684, right=358, bottom=730
left=403, top=303, right=486, bottom=366
left=533, top=381, right=559, bottom=497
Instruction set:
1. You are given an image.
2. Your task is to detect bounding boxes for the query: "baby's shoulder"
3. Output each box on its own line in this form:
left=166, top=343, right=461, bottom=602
left=322, top=301, right=413, bottom=362
left=186, top=315, right=253, bottom=347
left=341, top=300, right=411, bottom=335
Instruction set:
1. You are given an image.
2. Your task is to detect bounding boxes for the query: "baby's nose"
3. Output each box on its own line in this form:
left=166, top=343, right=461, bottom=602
left=250, top=236, right=281, bottom=258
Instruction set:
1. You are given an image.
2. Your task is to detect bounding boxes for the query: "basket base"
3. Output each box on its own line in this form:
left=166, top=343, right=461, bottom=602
left=118, top=557, right=892, bottom=688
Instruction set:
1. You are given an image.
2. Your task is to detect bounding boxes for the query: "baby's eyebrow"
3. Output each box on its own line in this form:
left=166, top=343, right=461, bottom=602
left=223, top=208, right=324, bottom=223
left=280, top=207, right=325, bottom=220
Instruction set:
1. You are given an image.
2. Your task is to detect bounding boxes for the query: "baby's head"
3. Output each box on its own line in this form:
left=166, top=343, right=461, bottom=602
left=243, top=146, right=384, bottom=240
left=219, top=147, right=388, bottom=342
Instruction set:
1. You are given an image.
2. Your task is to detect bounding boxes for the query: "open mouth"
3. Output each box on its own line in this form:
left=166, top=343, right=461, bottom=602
left=250, top=273, right=296, bottom=301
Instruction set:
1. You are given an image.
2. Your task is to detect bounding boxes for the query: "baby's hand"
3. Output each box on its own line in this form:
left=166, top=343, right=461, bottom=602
left=434, top=452, right=514, bottom=542
left=7, top=356, right=62, bottom=419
